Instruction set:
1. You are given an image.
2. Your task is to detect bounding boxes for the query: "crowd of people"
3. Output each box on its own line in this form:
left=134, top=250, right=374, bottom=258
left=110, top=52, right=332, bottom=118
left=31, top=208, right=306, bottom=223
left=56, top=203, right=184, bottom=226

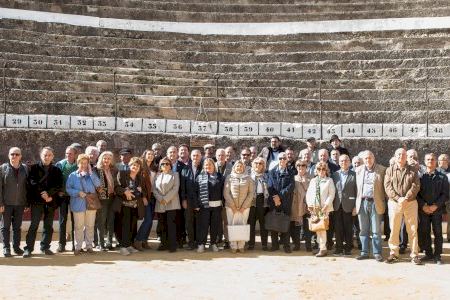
left=0, top=135, right=449, bottom=265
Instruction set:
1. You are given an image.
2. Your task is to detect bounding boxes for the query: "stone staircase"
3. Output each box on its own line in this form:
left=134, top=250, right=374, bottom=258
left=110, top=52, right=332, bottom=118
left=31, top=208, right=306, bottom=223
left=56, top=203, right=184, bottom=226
left=0, top=19, right=449, bottom=125
left=0, top=0, right=449, bottom=22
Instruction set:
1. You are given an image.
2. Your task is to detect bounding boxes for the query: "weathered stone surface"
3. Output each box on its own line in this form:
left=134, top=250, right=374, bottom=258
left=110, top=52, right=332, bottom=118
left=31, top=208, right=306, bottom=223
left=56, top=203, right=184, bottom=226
left=0, top=128, right=448, bottom=167
left=0, top=0, right=449, bottom=22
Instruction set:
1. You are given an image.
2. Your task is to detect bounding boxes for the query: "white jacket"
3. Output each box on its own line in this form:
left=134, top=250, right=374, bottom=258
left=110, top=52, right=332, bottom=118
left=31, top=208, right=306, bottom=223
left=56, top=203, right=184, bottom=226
left=305, top=177, right=336, bottom=212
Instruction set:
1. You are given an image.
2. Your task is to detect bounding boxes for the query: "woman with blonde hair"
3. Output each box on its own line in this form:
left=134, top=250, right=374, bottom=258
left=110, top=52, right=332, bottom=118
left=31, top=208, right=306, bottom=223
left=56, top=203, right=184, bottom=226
left=248, top=157, right=270, bottom=251
left=93, top=151, right=117, bottom=251
left=195, top=158, right=224, bottom=253
left=224, top=160, right=254, bottom=253
left=115, top=157, right=147, bottom=256
left=305, top=162, right=335, bottom=257
left=66, top=154, right=101, bottom=255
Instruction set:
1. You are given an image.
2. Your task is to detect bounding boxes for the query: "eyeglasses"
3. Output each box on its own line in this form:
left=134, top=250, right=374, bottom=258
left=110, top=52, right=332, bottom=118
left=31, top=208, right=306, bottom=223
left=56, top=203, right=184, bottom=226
left=317, top=168, right=326, bottom=171
left=10, top=153, right=20, bottom=157
left=279, top=157, right=287, bottom=160
left=160, top=163, right=170, bottom=166
left=255, top=162, right=264, bottom=165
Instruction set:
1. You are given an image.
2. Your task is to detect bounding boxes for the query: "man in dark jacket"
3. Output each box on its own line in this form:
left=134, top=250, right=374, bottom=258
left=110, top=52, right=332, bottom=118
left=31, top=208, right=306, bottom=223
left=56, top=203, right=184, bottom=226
left=259, top=136, right=285, bottom=171
left=331, top=154, right=357, bottom=256
left=180, top=149, right=202, bottom=250
left=24, top=147, right=63, bottom=257
left=417, top=153, right=449, bottom=265
left=267, top=152, right=295, bottom=253
left=328, top=134, right=350, bottom=157
left=0, top=147, right=29, bottom=257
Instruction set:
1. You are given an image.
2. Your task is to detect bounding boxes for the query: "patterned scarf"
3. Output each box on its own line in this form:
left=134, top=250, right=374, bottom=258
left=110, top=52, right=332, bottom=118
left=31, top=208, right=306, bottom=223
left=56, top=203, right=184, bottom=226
left=198, top=171, right=210, bottom=208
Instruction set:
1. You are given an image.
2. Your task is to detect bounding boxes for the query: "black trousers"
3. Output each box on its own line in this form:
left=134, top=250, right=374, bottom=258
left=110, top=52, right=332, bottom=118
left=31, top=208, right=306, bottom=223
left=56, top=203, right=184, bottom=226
left=302, top=215, right=312, bottom=249
left=289, top=221, right=300, bottom=247
left=197, top=206, right=222, bottom=246
left=326, top=211, right=335, bottom=249
left=25, top=204, right=55, bottom=252
left=248, top=195, right=269, bottom=247
left=334, top=206, right=354, bottom=252
left=159, top=210, right=178, bottom=251
left=121, top=206, right=138, bottom=248
left=400, top=220, right=408, bottom=249
left=176, top=207, right=186, bottom=246
left=419, top=212, right=443, bottom=258
left=1, top=205, right=24, bottom=250
left=185, top=205, right=197, bottom=247
left=58, top=196, right=75, bottom=249
left=271, top=231, right=289, bottom=248
left=114, top=211, right=122, bottom=246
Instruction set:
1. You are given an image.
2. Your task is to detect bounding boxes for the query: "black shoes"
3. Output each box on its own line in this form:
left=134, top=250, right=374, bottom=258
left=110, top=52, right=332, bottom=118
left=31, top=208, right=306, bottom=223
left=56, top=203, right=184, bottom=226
left=3, top=248, right=12, bottom=258
left=41, top=249, right=54, bottom=255
left=356, top=254, right=369, bottom=260
left=13, top=248, right=24, bottom=255
left=284, top=246, right=292, bottom=254
left=57, top=244, right=66, bottom=253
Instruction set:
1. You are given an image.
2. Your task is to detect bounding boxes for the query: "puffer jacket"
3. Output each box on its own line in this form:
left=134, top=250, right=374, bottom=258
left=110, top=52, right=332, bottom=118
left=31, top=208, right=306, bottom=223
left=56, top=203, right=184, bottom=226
left=224, top=173, right=255, bottom=210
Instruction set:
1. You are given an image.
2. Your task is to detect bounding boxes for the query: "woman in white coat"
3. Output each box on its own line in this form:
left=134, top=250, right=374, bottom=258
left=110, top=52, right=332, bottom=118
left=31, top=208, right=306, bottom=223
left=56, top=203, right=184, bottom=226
left=223, top=160, right=255, bottom=253
left=306, top=162, right=335, bottom=257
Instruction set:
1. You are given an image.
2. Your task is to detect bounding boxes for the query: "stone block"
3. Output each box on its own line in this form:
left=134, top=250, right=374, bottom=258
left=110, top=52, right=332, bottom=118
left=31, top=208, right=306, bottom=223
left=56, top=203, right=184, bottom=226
left=281, top=123, right=303, bottom=139
left=142, top=118, right=166, bottom=133
left=403, top=124, right=427, bottom=138
left=47, top=115, right=71, bottom=130
left=382, top=124, right=403, bottom=138
left=191, top=121, right=218, bottom=135
left=342, top=123, right=362, bottom=138
left=239, top=122, right=259, bottom=136
left=166, top=119, right=191, bottom=134
left=302, top=124, right=321, bottom=140
left=6, top=114, right=29, bottom=128
left=218, top=122, right=239, bottom=136
left=116, top=118, right=143, bottom=132
left=29, top=114, right=47, bottom=129
left=428, top=124, right=450, bottom=138
left=322, top=124, right=342, bottom=140
left=259, top=122, right=281, bottom=137
left=362, top=123, right=383, bottom=137
left=93, top=117, right=116, bottom=130
left=71, top=116, right=94, bottom=130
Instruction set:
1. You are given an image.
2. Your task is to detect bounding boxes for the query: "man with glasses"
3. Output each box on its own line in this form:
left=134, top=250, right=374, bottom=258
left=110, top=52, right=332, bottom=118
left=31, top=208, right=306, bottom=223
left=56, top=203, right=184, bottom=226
left=240, top=148, right=253, bottom=175
left=299, top=148, right=315, bottom=177
left=0, top=147, right=29, bottom=257
left=267, top=152, right=294, bottom=253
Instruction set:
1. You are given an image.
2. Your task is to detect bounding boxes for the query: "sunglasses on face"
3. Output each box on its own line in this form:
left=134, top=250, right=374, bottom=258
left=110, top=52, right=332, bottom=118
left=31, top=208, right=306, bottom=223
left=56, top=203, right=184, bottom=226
left=10, top=153, right=20, bottom=157
left=160, top=163, right=170, bottom=166
left=317, top=168, right=326, bottom=171
left=279, top=157, right=287, bottom=160
left=241, top=154, right=250, bottom=157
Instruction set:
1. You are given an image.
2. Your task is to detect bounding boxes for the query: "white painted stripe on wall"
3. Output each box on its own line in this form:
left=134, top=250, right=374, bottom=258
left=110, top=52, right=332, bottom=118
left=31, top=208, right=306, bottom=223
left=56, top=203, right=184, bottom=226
left=1, top=8, right=450, bottom=35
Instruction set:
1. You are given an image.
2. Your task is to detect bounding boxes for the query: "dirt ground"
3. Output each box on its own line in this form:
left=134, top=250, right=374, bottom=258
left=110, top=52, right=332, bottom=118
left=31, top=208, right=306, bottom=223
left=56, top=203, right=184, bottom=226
left=0, top=235, right=449, bottom=299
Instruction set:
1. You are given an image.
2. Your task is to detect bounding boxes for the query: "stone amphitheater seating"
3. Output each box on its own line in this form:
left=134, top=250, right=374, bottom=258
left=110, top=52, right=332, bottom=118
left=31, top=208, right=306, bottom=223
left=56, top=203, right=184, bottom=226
left=0, top=0, right=449, bottom=22
left=0, top=19, right=449, bottom=125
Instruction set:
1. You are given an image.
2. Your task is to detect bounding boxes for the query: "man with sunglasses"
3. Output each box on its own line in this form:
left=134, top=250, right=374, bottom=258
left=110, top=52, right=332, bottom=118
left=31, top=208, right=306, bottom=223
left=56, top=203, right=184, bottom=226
left=0, top=147, right=29, bottom=257
left=240, top=148, right=253, bottom=175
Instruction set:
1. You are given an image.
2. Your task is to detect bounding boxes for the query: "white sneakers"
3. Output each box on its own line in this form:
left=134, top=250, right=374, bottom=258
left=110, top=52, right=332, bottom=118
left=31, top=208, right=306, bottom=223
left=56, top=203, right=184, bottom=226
left=120, top=247, right=130, bottom=256
left=127, top=246, right=139, bottom=253
left=197, top=244, right=205, bottom=253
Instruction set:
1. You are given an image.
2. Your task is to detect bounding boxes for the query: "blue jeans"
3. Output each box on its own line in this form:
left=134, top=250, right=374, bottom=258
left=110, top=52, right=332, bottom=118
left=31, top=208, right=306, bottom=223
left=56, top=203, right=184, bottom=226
left=358, top=199, right=382, bottom=256
left=135, top=202, right=155, bottom=242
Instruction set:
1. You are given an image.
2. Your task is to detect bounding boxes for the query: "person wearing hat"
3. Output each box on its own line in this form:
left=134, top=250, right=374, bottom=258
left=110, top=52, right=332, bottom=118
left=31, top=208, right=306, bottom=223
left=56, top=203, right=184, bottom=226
left=328, top=135, right=350, bottom=157
left=116, top=148, right=133, bottom=172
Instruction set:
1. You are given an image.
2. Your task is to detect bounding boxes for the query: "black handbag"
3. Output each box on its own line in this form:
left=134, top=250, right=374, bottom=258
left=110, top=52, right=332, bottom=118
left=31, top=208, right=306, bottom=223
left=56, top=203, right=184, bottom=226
left=265, top=210, right=290, bottom=233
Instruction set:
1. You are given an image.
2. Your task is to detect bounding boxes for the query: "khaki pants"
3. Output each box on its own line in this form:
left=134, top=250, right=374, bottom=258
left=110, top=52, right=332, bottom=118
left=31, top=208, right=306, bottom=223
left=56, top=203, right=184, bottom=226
left=388, top=199, right=419, bottom=257
left=316, top=230, right=327, bottom=251
left=73, top=210, right=96, bottom=251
